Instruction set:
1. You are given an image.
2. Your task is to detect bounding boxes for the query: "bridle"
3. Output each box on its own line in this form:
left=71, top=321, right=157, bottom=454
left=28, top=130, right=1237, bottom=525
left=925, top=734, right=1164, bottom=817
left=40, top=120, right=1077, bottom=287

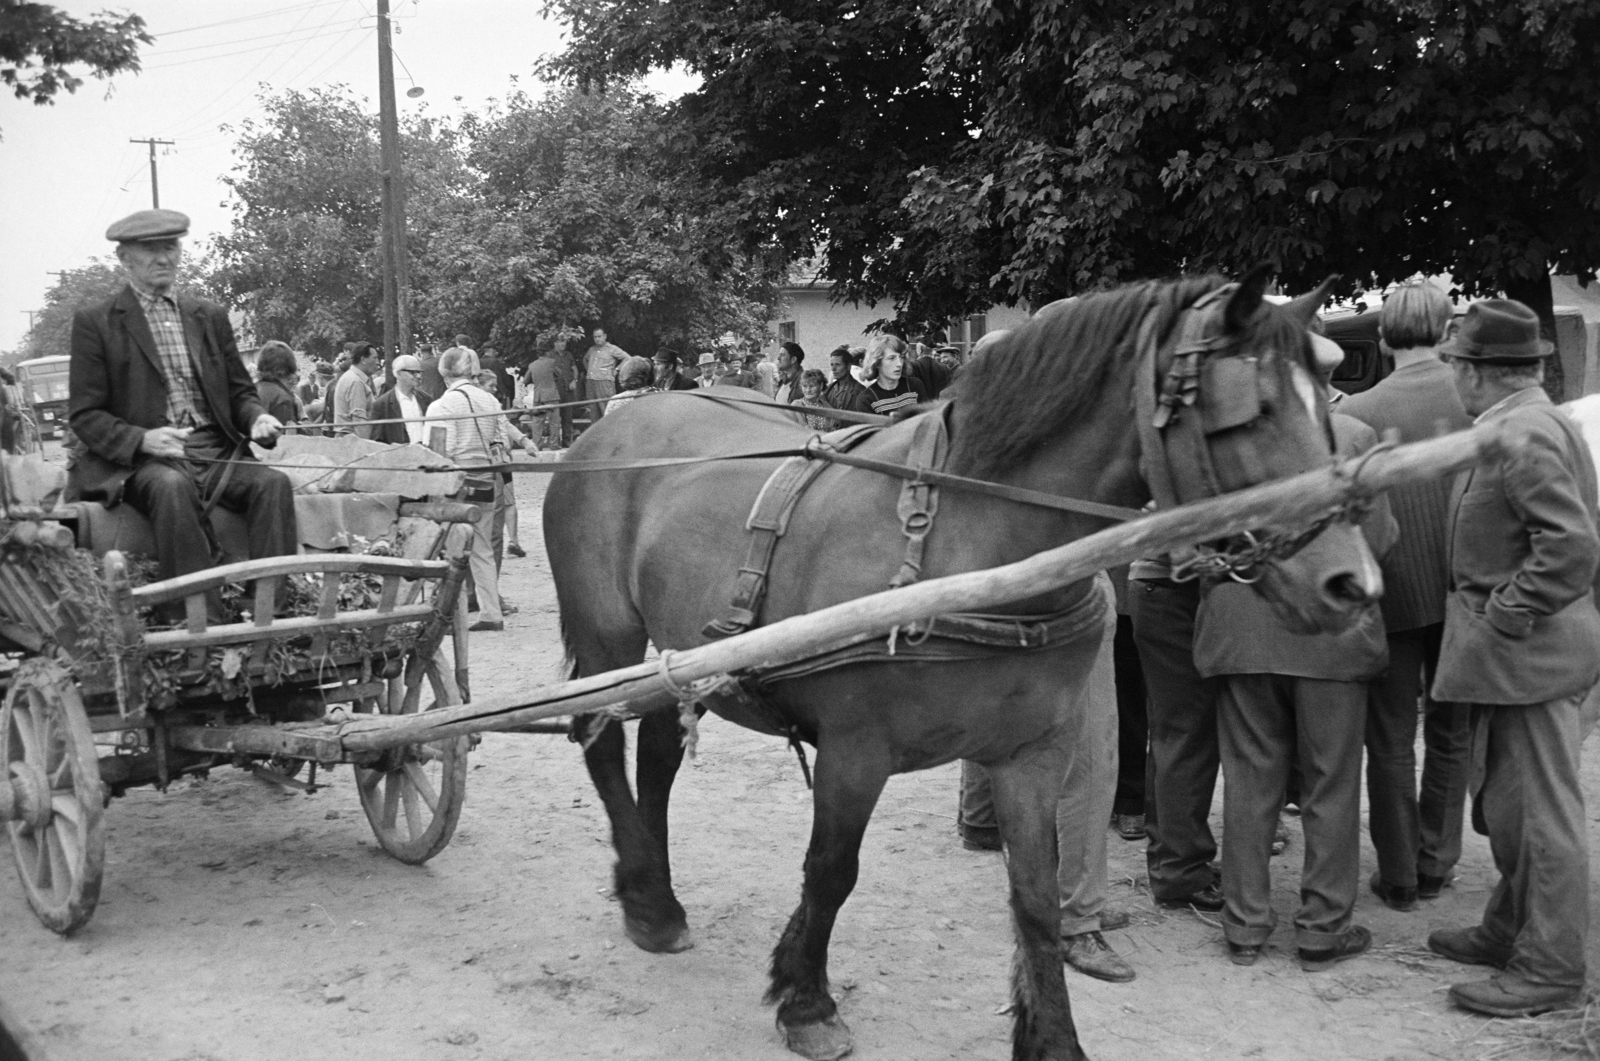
left=1133, top=284, right=1364, bottom=583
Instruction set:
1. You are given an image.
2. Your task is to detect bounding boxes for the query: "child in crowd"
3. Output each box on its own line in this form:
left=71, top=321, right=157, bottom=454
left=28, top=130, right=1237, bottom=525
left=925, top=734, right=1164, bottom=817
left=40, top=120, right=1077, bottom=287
left=792, top=368, right=834, bottom=431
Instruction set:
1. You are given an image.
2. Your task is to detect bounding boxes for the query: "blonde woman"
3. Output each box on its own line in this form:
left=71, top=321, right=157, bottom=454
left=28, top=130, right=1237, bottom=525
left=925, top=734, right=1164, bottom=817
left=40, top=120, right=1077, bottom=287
left=860, top=334, right=928, bottom=416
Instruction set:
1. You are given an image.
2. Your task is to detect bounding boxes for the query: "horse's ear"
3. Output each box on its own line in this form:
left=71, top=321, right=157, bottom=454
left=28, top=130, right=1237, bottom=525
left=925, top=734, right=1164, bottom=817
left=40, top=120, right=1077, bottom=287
left=1225, top=263, right=1276, bottom=332
left=1283, top=274, right=1341, bottom=326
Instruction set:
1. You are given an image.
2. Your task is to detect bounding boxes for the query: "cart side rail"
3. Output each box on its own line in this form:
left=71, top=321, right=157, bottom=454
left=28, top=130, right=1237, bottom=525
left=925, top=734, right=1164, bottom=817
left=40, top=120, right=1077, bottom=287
left=129, top=555, right=450, bottom=608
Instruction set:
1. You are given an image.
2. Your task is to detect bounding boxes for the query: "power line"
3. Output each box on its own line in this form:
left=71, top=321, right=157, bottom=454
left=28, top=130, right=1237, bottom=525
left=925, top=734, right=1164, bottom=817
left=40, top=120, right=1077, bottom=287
left=150, top=16, right=366, bottom=56
left=145, top=24, right=368, bottom=69
left=156, top=0, right=347, bottom=37
left=158, top=0, right=355, bottom=139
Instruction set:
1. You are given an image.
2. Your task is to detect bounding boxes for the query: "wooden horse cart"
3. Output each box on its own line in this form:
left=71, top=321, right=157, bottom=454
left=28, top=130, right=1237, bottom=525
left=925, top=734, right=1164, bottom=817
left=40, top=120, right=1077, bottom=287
left=0, top=466, right=479, bottom=935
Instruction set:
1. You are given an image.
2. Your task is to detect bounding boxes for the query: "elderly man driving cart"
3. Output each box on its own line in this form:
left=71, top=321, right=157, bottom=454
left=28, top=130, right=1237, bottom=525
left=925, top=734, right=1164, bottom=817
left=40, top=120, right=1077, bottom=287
left=66, top=208, right=298, bottom=595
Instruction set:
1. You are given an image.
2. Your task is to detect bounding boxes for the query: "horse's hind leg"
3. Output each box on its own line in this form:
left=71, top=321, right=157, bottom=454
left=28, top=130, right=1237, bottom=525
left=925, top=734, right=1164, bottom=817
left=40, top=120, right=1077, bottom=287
left=767, top=740, right=890, bottom=1061
left=570, top=621, right=693, bottom=954
left=989, top=739, right=1089, bottom=1061
left=581, top=717, right=692, bottom=952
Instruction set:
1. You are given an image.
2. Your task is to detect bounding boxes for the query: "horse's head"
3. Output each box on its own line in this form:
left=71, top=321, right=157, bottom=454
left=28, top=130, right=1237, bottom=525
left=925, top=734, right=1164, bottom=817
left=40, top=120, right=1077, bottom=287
left=1143, top=266, right=1381, bottom=633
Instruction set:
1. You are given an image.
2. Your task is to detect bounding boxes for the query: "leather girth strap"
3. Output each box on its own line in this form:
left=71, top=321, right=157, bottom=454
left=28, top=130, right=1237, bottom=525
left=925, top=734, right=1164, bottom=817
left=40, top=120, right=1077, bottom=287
left=702, top=422, right=881, bottom=639
left=888, top=406, right=950, bottom=589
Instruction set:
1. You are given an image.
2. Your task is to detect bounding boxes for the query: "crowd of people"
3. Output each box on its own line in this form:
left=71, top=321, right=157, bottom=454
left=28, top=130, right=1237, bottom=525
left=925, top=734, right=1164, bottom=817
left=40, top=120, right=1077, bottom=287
left=61, top=209, right=1599, bottom=1024
left=955, top=284, right=1598, bottom=1025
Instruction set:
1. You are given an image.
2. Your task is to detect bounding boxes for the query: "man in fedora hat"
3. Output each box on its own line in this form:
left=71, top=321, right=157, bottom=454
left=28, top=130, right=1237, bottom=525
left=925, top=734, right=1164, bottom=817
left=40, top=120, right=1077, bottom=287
left=68, top=208, right=297, bottom=586
left=1426, top=298, right=1600, bottom=1017
left=694, top=352, right=720, bottom=388
left=651, top=349, right=697, bottom=392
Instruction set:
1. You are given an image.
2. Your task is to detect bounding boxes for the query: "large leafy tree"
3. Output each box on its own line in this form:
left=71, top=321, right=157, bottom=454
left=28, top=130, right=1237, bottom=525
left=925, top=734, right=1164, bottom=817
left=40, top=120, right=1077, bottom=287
left=1, top=2, right=149, bottom=132
left=543, top=1, right=973, bottom=323
left=418, top=86, right=779, bottom=364
left=212, top=86, right=469, bottom=358
left=548, top=0, right=1600, bottom=333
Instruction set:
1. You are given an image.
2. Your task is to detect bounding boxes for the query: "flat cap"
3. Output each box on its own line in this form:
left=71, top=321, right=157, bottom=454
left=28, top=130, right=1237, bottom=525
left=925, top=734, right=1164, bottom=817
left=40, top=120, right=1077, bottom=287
left=392, top=354, right=423, bottom=373
left=106, top=208, right=190, bottom=243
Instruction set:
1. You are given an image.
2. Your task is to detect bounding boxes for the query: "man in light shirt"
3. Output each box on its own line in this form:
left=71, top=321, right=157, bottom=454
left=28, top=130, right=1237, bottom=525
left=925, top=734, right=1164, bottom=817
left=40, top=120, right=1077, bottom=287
left=585, top=327, right=629, bottom=417
left=370, top=354, right=431, bottom=445
left=426, top=347, right=537, bottom=632
left=333, top=342, right=381, bottom=438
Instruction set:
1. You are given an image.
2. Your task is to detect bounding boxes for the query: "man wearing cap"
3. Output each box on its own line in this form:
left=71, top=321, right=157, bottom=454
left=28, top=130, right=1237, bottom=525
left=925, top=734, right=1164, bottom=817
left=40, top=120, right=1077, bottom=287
left=370, top=354, right=432, bottom=446
left=68, top=208, right=296, bottom=584
left=1426, top=299, right=1600, bottom=1017
left=694, top=353, right=720, bottom=388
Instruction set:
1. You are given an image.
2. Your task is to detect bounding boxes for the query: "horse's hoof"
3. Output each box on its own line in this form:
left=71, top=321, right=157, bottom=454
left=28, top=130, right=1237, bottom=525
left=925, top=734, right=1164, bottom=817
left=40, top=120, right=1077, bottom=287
left=623, top=915, right=694, bottom=954
left=781, top=1014, right=853, bottom=1060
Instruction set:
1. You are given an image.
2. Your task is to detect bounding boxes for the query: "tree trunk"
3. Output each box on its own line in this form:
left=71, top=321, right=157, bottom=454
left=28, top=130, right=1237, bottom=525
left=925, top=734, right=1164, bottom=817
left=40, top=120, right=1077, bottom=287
left=1504, top=269, right=1563, bottom=401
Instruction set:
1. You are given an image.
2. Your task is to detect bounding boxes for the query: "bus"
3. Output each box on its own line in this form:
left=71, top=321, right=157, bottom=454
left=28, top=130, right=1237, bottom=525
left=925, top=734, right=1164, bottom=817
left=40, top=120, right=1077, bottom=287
left=15, top=355, right=71, bottom=440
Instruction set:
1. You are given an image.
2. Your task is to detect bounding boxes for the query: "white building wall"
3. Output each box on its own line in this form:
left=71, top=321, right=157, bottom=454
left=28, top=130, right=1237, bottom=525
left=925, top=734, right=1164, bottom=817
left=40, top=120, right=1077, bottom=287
left=764, top=286, right=1033, bottom=361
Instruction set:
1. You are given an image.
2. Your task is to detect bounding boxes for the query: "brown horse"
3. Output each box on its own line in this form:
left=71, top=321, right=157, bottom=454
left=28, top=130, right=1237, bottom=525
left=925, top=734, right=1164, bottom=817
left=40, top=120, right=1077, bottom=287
left=543, top=271, right=1378, bottom=1061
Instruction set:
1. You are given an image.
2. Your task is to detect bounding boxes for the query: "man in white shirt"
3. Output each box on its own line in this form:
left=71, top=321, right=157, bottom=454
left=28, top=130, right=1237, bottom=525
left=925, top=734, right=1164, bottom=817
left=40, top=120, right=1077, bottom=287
left=425, top=347, right=537, bottom=632
left=333, top=342, right=381, bottom=438
left=585, top=327, right=629, bottom=416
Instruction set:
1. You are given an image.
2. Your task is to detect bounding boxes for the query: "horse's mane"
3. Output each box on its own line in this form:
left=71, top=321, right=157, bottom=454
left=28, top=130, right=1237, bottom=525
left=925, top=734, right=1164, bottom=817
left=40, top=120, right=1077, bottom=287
left=947, top=276, right=1232, bottom=477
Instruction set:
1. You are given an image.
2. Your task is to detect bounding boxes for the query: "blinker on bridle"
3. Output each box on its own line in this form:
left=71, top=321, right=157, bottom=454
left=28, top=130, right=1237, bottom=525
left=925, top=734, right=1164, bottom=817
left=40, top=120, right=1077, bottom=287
left=1135, top=285, right=1348, bottom=583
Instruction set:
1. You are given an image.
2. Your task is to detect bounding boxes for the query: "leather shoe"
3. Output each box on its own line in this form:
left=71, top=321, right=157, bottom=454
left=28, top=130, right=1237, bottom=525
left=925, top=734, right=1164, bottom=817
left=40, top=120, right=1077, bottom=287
left=468, top=620, right=504, bottom=632
left=959, top=824, right=1002, bottom=852
left=1428, top=926, right=1511, bottom=969
left=1155, top=881, right=1224, bottom=913
left=1062, top=931, right=1136, bottom=983
left=1417, top=873, right=1450, bottom=900
left=506, top=543, right=526, bottom=558
left=1299, top=925, right=1372, bottom=972
left=1111, top=813, right=1146, bottom=841
left=1369, top=872, right=1418, bottom=912
left=1099, top=906, right=1130, bottom=932
left=1449, top=974, right=1581, bottom=1018
left=1227, top=941, right=1262, bottom=967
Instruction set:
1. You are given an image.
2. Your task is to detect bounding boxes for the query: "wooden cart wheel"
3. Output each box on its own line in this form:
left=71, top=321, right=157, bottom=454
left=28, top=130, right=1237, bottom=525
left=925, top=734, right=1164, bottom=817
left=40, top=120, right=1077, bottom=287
left=1, top=659, right=106, bottom=934
left=353, top=664, right=467, bottom=864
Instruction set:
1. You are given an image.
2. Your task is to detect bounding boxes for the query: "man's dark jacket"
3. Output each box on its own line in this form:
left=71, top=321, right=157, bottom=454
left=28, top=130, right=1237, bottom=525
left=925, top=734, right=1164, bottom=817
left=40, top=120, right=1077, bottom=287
left=370, top=386, right=433, bottom=446
left=68, top=285, right=266, bottom=507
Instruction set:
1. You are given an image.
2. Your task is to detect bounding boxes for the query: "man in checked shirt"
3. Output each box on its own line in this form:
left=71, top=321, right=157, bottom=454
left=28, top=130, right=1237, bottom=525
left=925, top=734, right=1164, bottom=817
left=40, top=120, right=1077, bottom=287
left=68, top=209, right=297, bottom=588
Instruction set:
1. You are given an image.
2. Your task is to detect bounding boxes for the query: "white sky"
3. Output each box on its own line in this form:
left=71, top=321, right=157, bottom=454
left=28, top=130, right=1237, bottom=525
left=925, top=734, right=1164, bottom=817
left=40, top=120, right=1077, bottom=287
left=0, top=0, right=695, bottom=353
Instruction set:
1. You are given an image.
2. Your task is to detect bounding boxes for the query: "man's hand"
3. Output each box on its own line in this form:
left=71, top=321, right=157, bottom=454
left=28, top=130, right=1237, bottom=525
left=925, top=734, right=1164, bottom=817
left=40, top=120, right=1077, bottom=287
left=251, top=413, right=284, bottom=445
left=139, top=426, right=192, bottom=459
left=519, top=436, right=538, bottom=454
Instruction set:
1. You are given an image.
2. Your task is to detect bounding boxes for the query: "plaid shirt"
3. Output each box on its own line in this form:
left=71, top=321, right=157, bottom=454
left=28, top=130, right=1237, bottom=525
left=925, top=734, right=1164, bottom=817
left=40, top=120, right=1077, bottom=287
left=134, top=288, right=211, bottom=428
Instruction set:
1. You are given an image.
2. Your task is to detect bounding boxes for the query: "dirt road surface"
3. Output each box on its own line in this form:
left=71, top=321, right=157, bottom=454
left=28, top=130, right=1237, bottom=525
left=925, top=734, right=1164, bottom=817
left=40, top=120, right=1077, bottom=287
left=2, top=476, right=1596, bottom=1061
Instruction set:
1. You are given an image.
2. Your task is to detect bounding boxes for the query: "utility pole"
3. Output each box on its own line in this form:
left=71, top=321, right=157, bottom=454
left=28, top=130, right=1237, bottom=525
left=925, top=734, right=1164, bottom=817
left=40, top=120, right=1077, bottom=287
left=128, top=138, right=175, bottom=208
left=376, top=0, right=413, bottom=383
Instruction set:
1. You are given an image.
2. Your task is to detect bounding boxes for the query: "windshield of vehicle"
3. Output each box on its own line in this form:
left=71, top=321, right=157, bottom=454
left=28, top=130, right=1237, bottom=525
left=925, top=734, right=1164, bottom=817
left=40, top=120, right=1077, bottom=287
left=18, top=361, right=70, bottom=404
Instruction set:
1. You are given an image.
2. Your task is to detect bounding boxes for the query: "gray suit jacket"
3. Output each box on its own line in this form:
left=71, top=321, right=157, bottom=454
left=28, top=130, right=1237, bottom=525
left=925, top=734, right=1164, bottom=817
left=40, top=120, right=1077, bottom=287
left=1340, top=357, right=1473, bottom=631
left=1432, top=388, right=1600, bottom=704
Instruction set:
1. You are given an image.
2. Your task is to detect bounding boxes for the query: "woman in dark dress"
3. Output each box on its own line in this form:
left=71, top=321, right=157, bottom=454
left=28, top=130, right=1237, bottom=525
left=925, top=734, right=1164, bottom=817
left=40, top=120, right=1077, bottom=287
left=254, top=341, right=303, bottom=425
left=861, top=334, right=928, bottom=416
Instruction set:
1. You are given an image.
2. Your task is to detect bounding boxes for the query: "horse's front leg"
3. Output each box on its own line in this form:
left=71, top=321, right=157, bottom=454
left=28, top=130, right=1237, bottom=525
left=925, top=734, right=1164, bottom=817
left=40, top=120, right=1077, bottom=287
left=990, top=737, right=1090, bottom=1061
left=767, top=739, right=890, bottom=1061
left=581, top=715, right=691, bottom=953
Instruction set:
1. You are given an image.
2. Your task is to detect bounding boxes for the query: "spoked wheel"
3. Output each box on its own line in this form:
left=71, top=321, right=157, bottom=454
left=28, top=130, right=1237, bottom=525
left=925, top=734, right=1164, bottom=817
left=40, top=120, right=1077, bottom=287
left=354, top=662, right=467, bottom=864
left=1, top=659, right=106, bottom=934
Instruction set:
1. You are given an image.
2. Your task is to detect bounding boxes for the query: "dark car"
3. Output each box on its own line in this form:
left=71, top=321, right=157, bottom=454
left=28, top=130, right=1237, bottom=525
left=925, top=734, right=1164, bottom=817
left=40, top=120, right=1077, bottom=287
left=1320, top=310, right=1386, bottom=396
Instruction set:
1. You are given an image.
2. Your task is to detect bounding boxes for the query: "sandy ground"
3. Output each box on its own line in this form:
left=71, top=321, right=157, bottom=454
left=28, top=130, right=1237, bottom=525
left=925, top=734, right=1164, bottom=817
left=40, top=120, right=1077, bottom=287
left=3, top=474, right=1598, bottom=1061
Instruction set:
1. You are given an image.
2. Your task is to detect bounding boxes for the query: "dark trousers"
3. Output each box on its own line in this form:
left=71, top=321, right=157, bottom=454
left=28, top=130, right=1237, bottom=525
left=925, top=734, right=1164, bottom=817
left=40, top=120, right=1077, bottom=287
left=121, top=427, right=297, bottom=583
left=1471, top=697, right=1588, bottom=987
left=1112, top=615, right=1148, bottom=816
left=1365, top=623, right=1470, bottom=886
left=1218, top=674, right=1365, bottom=948
left=1130, top=578, right=1220, bottom=900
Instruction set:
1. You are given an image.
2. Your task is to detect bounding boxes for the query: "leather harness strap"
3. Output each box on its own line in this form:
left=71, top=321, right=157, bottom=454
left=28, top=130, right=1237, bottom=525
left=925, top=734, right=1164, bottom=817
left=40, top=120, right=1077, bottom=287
left=888, top=407, right=950, bottom=589
left=701, top=423, right=880, bottom=639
